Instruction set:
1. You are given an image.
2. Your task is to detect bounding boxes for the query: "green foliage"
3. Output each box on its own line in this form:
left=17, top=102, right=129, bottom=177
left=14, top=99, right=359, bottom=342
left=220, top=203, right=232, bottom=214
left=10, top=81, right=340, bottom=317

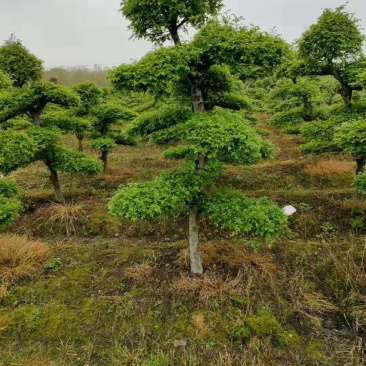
left=353, top=173, right=366, bottom=195
left=42, top=111, right=91, bottom=134
left=334, top=120, right=366, bottom=159
left=298, top=6, right=365, bottom=71
left=192, top=19, right=290, bottom=81
left=141, top=352, right=169, bottom=366
left=200, top=190, right=287, bottom=241
left=0, top=71, right=11, bottom=90
left=109, top=45, right=195, bottom=98
left=120, top=0, right=223, bottom=44
left=0, top=179, right=19, bottom=198
left=270, top=108, right=304, bottom=127
left=0, top=180, right=22, bottom=230
left=184, top=111, right=271, bottom=164
left=0, top=127, right=102, bottom=179
left=0, top=36, right=43, bottom=88
left=91, top=137, right=116, bottom=153
left=91, top=104, right=136, bottom=134
left=300, top=119, right=343, bottom=154
left=109, top=160, right=222, bottom=220
left=0, top=196, right=22, bottom=230
left=110, top=19, right=288, bottom=103
left=1, top=118, right=32, bottom=131
left=54, top=148, right=102, bottom=175
left=230, top=314, right=298, bottom=348
left=271, top=78, right=319, bottom=104
left=43, top=257, right=62, bottom=271
left=128, top=104, right=193, bottom=137
left=163, top=146, right=193, bottom=160
left=297, top=5, right=366, bottom=101
left=0, top=81, right=81, bottom=124
left=72, top=81, right=103, bottom=111
left=0, top=130, right=39, bottom=174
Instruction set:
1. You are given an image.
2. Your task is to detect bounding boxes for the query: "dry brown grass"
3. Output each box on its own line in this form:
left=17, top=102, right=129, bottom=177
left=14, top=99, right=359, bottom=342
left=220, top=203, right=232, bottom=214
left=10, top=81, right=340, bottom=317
left=305, top=158, right=353, bottom=177
left=0, top=234, right=49, bottom=297
left=123, top=263, right=154, bottom=284
left=171, top=270, right=247, bottom=302
left=177, top=241, right=277, bottom=273
left=34, top=201, right=87, bottom=236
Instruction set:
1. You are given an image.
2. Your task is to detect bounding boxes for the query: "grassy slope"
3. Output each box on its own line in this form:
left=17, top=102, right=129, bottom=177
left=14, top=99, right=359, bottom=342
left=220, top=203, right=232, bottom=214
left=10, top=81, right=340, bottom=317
left=1, top=115, right=366, bottom=366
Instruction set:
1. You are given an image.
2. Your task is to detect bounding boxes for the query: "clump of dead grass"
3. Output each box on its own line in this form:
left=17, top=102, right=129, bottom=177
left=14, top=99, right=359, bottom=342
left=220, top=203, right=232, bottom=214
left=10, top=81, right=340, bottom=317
left=177, top=241, right=277, bottom=273
left=123, top=263, right=154, bottom=284
left=0, top=234, right=49, bottom=297
left=305, top=159, right=353, bottom=177
left=34, top=201, right=87, bottom=236
left=171, top=270, right=247, bottom=302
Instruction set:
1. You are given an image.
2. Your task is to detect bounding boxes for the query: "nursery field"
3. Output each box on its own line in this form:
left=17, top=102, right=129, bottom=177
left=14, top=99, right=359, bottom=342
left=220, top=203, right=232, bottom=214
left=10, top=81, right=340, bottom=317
left=1, top=1, right=366, bottom=365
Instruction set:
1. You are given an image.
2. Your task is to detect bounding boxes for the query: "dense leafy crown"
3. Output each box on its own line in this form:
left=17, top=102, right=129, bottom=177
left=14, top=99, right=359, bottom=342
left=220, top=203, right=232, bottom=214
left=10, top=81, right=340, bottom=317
left=0, top=127, right=102, bottom=176
left=334, top=120, right=366, bottom=159
left=120, top=0, right=223, bottom=44
left=0, top=37, right=43, bottom=88
left=72, top=82, right=103, bottom=112
left=298, top=6, right=365, bottom=70
left=0, top=81, right=80, bottom=124
left=109, top=19, right=289, bottom=99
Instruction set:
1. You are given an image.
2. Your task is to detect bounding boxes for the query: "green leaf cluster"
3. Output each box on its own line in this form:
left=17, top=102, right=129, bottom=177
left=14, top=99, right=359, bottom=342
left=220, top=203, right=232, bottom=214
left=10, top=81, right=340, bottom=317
left=0, top=180, right=22, bottom=230
left=353, top=173, right=366, bottom=195
left=0, top=127, right=102, bottom=176
left=200, top=190, right=287, bottom=241
left=120, top=0, right=223, bottom=44
left=0, top=38, right=43, bottom=88
left=128, top=104, right=192, bottom=137
left=90, top=137, right=116, bottom=153
left=334, top=120, right=366, bottom=160
left=109, top=160, right=222, bottom=220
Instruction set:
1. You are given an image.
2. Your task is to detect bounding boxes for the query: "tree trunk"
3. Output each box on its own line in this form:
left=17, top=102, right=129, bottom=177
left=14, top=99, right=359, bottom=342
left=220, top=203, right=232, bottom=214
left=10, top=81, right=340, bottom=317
left=100, top=150, right=108, bottom=174
left=48, top=166, right=64, bottom=202
left=75, top=132, right=83, bottom=152
left=31, top=111, right=41, bottom=127
left=170, top=28, right=182, bottom=46
left=189, top=207, right=203, bottom=274
left=356, top=158, right=366, bottom=175
left=169, top=24, right=205, bottom=274
left=190, top=79, right=205, bottom=112
left=303, top=98, right=313, bottom=122
left=340, top=84, right=353, bottom=109
left=329, top=65, right=353, bottom=109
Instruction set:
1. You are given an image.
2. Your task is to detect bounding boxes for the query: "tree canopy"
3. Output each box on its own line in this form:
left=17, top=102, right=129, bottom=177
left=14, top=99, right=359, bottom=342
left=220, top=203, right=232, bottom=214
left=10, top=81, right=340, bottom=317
left=297, top=6, right=366, bottom=107
left=0, top=36, right=43, bottom=88
left=120, top=0, right=223, bottom=45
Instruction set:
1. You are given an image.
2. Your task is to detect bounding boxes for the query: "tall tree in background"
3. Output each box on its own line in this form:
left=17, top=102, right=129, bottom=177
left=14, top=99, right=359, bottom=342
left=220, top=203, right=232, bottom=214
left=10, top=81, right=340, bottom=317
left=120, top=0, right=223, bottom=45
left=298, top=6, right=366, bottom=108
left=0, top=35, right=43, bottom=88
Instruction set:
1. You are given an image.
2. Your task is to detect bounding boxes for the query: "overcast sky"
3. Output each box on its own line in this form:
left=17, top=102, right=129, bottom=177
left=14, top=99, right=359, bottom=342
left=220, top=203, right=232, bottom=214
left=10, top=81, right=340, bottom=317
left=0, top=0, right=365, bottom=69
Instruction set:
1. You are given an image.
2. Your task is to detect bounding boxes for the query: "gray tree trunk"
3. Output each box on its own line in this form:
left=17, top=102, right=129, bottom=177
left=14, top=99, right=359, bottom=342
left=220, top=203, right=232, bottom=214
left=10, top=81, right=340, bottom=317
left=31, top=111, right=41, bottom=127
left=48, top=166, right=64, bottom=202
left=189, top=207, right=203, bottom=274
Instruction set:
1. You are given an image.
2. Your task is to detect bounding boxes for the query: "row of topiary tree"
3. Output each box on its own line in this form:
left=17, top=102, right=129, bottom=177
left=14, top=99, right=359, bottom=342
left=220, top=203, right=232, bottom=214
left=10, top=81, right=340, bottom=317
left=1, top=1, right=365, bottom=274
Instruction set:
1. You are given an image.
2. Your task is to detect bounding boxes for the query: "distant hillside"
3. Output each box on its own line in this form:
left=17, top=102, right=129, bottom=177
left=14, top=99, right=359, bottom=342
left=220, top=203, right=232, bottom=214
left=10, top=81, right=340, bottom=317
left=43, top=65, right=110, bottom=87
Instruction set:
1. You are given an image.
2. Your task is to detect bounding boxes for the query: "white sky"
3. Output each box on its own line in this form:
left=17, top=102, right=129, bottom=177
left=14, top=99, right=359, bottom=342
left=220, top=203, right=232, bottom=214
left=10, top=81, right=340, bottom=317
left=0, top=0, right=365, bottom=68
